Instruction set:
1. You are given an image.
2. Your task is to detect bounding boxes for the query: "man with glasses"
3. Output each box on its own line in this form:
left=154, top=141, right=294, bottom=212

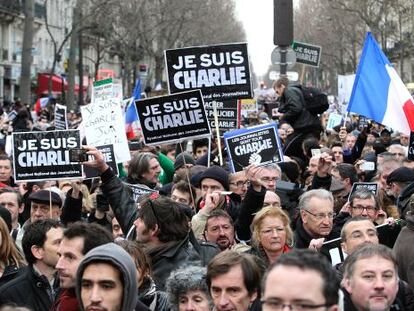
left=229, top=171, right=249, bottom=199
left=294, top=189, right=339, bottom=262
left=335, top=189, right=401, bottom=248
left=254, top=163, right=281, bottom=191
left=261, top=249, right=340, bottom=311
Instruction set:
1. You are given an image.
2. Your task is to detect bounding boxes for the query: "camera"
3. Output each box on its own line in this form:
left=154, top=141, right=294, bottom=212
left=69, top=148, right=88, bottom=162
left=96, top=194, right=110, bottom=212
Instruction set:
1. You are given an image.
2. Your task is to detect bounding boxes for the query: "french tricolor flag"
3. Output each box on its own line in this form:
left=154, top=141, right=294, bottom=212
left=347, top=32, right=414, bottom=134
left=125, top=79, right=141, bottom=139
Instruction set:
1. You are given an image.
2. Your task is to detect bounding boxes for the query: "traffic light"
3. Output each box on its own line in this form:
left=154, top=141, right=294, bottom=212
left=274, top=0, right=293, bottom=46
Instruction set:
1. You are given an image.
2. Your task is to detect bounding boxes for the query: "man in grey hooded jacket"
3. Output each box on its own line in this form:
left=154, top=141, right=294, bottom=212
left=76, top=243, right=149, bottom=311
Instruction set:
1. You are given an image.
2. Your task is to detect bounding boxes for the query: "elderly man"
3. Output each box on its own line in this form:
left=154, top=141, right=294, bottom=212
left=386, top=166, right=414, bottom=219
left=16, top=189, right=62, bottom=251
left=261, top=249, right=340, bottom=311
left=294, top=189, right=339, bottom=261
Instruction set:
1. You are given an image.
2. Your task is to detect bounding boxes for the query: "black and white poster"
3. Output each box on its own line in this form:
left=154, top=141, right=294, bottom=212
left=224, top=123, right=283, bottom=173
left=205, top=100, right=240, bottom=133
left=124, top=182, right=158, bottom=203
left=54, top=103, right=68, bottom=130
left=84, top=144, right=118, bottom=178
left=135, top=90, right=211, bottom=145
left=165, top=43, right=252, bottom=101
left=348, top=182, right=378, bottom=201
left=409, top=132, right=414, bottom=161
left=13, top=130, right=82, bottom=181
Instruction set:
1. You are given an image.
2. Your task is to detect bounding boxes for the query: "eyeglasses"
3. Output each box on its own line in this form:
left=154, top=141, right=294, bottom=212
left=261, top=299, right=331, bottom=310
left=229, top=180, right=250, bottom=188
left=304, top=209, right=335, bottom=220
left=351, top=205, right=377, bottom=213
left=261, top=176, right=280, bottom=183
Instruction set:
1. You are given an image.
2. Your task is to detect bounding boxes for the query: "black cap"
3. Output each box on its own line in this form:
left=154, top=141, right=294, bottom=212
left=29, top=190, right=62, bottom=208
left=387, top=167, right=414, bottom=184
left=174, top=152, right=195, bottom=171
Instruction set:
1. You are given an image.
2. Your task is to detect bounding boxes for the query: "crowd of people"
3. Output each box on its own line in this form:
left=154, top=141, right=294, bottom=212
left=0, top=76, right=413, bottom=311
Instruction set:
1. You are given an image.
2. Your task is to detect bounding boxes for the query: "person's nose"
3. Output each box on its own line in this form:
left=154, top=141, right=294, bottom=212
left=90, top=285, right=103, bottom=303
left=373, top=276, right=385, bottom=290
left=185, top=300, right=196, bottom=311
left=218, top=292, right=230, bottom=307
left=271, top=229, right=280, bottom=237
left=55, top=256, right=64, bottom=270
left=361, top=208, right=368, bottom=217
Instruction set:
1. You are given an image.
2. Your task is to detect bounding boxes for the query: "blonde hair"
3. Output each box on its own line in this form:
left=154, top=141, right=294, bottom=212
left=251, top=206, right=293, bottom=247
left=0, top=218, right=25, bottom=267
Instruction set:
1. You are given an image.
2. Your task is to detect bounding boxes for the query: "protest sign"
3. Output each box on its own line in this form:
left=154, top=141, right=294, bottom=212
left=348, top=182, right=378, bottom=201
left=123, top=182, right=157, bottom=203
left=408, top=132, right=414, bottom=161
left=224, top=122, right=283, bottom=173
left=92, top=78, right=123, bottom=103
left=358, top=115, right=369, bottom=128
left=239, top=98, right=257, bottom=118
left=83, top=144, right=118, bottom=178
left=12, top=130, right=82, bottom=181
left=165, top=43, right=252, bottom=101
left=326, top=112, right=342, bottom=130
left=54, top=103, right=68, bottom=130
left=81, top=99, right=130, bottom=163
left=292, top=41, right=322, bottom=67
left=205, top=100, right=240, bottom=133
left=135, top=90, right=211, bottom=145
left=7, top=110, right=17, bottom=121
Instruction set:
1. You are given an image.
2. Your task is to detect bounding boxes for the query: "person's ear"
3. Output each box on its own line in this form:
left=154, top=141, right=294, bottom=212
left=343, top=277, right=352, bottom=294
left=300, top=209, right=308, bottom=224
left=31, top=245, right=44, bottom=261
left=341, top=241, right=348, bottom=255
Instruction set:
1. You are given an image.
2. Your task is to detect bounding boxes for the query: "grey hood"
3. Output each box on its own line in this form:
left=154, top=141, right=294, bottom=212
left=76, top=242, right=138, bottom=311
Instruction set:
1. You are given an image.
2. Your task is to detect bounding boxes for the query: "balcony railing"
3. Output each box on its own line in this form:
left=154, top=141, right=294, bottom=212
left=0, top=0, right=22, bottom=14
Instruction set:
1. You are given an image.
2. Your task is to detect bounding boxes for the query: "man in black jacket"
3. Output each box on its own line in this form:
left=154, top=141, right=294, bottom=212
left=274, top=77, right=322, bottom=161
left=0, top=219, right=63, bottom=310
left=84, top=146, right=219, bottom=290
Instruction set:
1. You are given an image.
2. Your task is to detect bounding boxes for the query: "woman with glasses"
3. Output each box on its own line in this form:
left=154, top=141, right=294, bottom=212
left=250, top=206, right=293, bottom=267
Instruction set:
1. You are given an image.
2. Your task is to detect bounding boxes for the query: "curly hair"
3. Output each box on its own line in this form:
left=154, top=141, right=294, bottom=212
left=166, top=265, right=212, bottom=311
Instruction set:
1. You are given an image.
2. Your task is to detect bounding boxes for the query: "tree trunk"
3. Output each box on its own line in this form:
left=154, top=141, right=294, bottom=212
left=154, top=55, right=164, bottom=86
left=78, top=8, right=84, bottom=107
left=20, top=0, right=34, bottom=105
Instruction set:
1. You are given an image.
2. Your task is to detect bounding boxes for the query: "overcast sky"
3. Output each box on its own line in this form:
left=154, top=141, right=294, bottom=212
left=234, top=0, right=274, bottom=80
left=235, top=0, right=299, bottom=82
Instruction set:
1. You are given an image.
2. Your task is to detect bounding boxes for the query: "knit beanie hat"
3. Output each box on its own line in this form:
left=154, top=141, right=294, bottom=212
left=199, top=165, right=229, bottom=190
left=174, top=152, right=196, bottom=171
